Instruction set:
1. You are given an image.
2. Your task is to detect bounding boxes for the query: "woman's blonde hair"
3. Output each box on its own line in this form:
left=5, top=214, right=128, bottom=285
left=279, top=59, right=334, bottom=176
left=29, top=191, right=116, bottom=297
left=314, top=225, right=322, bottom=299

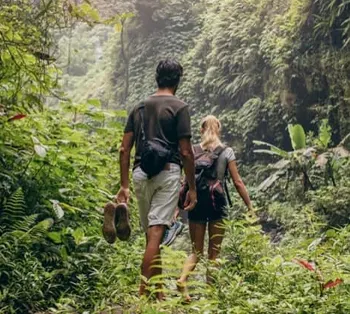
left=200, top=115, right=223, bottom=151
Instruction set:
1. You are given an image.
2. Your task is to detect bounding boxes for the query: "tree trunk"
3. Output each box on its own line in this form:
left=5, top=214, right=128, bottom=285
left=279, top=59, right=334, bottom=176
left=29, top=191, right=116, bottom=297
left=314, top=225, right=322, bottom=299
left=120, top=19, right=129, bottom=105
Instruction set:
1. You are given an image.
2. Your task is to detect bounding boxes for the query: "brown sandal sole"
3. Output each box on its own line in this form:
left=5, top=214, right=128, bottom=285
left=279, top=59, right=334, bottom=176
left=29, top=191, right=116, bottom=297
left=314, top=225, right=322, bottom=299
left=102, top=202, right=117, bottom=244
left=116, top=203, right=131, bottom=241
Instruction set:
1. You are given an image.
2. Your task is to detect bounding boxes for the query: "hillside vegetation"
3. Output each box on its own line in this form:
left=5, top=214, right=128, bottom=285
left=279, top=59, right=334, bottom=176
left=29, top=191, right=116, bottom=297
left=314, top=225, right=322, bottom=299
left=60, top=0, right=350, bottom=157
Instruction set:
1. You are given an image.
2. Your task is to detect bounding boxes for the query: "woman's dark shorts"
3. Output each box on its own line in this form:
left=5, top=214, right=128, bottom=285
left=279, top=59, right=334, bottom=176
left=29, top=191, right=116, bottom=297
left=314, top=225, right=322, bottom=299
left=188, top=190, right=228, bottom=223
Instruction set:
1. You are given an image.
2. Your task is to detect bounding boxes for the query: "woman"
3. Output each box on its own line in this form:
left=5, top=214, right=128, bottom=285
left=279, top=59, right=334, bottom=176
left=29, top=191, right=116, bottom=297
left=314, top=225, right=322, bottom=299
left=177, top=115, right=253, bottom=300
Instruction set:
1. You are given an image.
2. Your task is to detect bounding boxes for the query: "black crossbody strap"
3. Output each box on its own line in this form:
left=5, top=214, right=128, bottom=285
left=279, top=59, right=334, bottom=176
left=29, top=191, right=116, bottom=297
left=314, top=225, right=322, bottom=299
left=139, top=104, right=146, bottom=142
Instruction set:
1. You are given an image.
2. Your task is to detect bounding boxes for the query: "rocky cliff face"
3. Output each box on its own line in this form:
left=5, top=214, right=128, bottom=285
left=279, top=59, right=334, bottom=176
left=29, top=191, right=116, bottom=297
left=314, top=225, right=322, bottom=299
left=123, top=0, right=349, bottom=155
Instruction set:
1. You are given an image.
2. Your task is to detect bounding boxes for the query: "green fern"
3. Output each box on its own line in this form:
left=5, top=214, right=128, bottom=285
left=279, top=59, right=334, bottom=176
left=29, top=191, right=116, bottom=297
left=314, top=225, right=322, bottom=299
left=39, top=245, right=62, bottom=265
left=5, top=218, right=55, bottom=248
left=0, top=188, right=27, bottom=233
left=12, top=214, right=39, bottom=232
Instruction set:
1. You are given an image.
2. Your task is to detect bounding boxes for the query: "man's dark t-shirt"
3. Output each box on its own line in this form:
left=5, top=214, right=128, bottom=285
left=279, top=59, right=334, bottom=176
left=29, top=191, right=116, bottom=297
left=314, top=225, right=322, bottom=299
left=124, top=95, right=192, bottom=168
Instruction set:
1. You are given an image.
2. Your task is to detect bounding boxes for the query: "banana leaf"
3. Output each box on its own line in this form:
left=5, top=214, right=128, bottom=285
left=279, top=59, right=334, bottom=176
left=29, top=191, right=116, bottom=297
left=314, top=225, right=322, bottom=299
left=253, top=140, right=289, bottom=158
left=288, top=124, right=306, bottom=150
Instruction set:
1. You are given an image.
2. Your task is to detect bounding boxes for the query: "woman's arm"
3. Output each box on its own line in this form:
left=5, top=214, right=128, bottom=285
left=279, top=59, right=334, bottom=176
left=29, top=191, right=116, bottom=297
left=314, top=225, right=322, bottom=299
left=228, top=160, right=252, bottom=210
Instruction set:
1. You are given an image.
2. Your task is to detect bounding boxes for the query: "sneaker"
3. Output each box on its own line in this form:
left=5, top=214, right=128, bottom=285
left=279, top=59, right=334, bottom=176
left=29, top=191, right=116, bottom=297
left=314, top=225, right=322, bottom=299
left=161, top=221, right=184, bottom=246
left=102, top=202, right=117, bottom=244
left=115, top=203, right=131, bottom=241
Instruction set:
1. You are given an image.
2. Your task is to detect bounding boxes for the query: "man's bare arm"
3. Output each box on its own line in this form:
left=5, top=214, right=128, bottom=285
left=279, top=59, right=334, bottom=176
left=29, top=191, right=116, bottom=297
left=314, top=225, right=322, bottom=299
left=179, top=138, right=197, bottom=211
left=179, top=138, right=195, bottom=189
left=116, top=132, right=134, bottom=203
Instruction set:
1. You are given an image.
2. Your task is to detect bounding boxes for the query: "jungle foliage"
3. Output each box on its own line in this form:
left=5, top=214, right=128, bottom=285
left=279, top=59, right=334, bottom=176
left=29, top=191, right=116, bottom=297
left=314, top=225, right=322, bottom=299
left=0, top=1, right=141, bottom=313
left=99, top=0, right=350, bottom=159
left=1, top=0, right=350, bottom=313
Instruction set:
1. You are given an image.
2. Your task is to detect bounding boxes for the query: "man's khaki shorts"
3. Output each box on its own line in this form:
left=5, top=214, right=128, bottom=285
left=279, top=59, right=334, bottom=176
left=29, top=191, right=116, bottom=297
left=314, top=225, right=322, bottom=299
left=132, top=164, right=181, bottom=232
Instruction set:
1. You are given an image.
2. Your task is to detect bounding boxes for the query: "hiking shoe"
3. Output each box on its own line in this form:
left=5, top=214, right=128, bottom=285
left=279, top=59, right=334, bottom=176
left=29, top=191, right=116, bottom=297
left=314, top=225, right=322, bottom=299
left=161, top=221, right=184, bottom=246
left=102, top=202, right=118, bottom=244
left=115, top=203, right=131, bottom=241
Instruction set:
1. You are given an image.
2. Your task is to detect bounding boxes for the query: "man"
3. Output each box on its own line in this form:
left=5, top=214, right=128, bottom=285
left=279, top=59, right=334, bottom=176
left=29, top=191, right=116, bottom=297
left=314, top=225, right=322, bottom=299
left=115, top=59, right=197, bottom=299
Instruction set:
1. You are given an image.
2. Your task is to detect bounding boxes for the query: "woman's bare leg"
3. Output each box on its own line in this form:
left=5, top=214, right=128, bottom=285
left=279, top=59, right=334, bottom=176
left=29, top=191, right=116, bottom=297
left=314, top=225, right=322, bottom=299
left=207, top=220, right=225, bottom=284
left=177, top=221, right=206, bottom=298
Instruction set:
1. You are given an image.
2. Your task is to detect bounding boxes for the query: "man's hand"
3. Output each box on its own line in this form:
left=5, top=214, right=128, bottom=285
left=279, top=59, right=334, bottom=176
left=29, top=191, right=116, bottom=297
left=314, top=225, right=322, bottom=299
left=118, top=132, right=134, bottom=204
left=115, top=187, right=130, bottom=204
left=184, top=189, right=197, bottom=211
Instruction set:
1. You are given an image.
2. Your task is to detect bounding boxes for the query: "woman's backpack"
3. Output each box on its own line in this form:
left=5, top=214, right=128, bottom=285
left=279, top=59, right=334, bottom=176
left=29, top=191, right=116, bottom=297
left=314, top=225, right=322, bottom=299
left=179, top=145, right=231, bottom=212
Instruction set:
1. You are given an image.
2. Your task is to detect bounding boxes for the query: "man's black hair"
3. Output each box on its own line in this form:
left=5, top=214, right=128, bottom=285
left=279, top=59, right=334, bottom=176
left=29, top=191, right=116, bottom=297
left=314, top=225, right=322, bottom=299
left=156, top=59, right=183, bottom=89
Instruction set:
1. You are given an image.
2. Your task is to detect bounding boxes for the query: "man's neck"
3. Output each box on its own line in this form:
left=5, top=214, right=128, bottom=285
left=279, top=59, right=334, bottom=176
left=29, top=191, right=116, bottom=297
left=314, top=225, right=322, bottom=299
left=154, top=88, right=175, bottom=96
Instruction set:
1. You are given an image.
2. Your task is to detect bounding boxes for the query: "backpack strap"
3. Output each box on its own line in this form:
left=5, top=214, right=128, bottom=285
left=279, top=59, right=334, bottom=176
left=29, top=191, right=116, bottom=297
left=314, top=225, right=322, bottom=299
left=213, top=145, right=227, bottom=156
left=193, top=144, right=203, bottom=155
left=138, top=103, right=146, bottom=142
left=214, top=145, right=233, bottom=208
left=224, top=177, right=233, bottom=207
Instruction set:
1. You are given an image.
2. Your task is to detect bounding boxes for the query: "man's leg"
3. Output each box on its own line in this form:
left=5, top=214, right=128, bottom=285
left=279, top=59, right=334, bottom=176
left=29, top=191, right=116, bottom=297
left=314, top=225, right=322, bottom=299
left=141, top=164, right=181, bottom=299
left=132, top=167, right=151, bottom=233
left=139, top=225, right=166, bottom=299
left=132, top=167, right=154, bottom=297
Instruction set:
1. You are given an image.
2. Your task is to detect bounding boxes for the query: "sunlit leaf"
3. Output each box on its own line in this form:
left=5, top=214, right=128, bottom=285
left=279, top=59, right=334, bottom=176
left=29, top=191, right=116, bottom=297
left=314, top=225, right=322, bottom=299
left=87, top=99, right=101, bottom=108
left=316, top=119, right=332, bottom=149
left=288, top=124, right=306, bottom=150
left=47, top=232, right=62, bottom=244
left=32, top=136, right=40, bottom=144
left=72, top=228, right=85, bottom=245
left=50, top=200, right=64, bottom=220
left=35, top=218, right=54, bottom=231
left=34, top=144, right=47, bottom=157
left=113, top=110, right=128, bottom=118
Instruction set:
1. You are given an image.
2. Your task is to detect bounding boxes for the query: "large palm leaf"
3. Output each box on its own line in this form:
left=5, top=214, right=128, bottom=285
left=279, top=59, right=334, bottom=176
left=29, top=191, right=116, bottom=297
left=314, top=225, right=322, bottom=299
left=253, top=140, right=289, bottom=158
left=288, top=124, right=306, bottom=150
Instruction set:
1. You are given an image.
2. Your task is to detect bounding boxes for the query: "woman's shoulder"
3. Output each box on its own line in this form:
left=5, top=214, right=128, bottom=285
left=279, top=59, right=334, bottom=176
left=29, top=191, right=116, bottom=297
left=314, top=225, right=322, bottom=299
left=223, top=146, right=234, bottom=153
left=218, top=143, right=234, bottom=153
left=222, top=145, right=236, bottom=161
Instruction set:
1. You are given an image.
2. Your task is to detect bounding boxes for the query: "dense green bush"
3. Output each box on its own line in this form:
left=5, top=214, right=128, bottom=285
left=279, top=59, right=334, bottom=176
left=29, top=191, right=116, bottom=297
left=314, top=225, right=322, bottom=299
left=0, top=104, right=145, bottom=312
left=308, top=182, right=350, bottom=227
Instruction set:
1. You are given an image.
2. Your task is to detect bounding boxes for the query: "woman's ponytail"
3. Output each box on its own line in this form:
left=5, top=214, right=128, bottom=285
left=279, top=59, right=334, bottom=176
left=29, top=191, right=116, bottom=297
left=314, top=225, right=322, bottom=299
left=200, top=115, right=223, bottom=151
